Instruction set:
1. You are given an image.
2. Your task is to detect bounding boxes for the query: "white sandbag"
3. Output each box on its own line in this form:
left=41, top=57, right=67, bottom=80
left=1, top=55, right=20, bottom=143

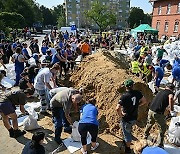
left=168, top=75, right=173, bottom=83
left=28, top=57, right=36, bottom=66
left=0, top=64, right=16, bottom=80
left=71, top=121, right=81, bottom=142
left=75, top=55, right=82, bottom=65
left=1, top=77, right=15, bottom=88
left=23, top=114, right=40, bottom=130
left=174, top=105, right=180, bottom=113
left=168, top=116, right=180, bottom=146
left=26, top=107, right=39, bottom=120
left=148, top=81, right=155, bottom=93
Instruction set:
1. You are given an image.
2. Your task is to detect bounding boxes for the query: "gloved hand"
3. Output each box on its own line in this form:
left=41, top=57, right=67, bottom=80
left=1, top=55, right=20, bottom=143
left=170, top=111, right=177, bottom=117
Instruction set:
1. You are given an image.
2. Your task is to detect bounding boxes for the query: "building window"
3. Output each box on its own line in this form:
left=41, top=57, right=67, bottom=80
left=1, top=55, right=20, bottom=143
left=156, top=21, right=160, bottom=30
left=158, top=6, right=162, bottom=15
left=178, top=3, right=180, bottom=13
left=174, top=21, right=179, bottom=32
left=167, top=4, right=171, bottom=14
left=164, top=22, right=169, bottom=32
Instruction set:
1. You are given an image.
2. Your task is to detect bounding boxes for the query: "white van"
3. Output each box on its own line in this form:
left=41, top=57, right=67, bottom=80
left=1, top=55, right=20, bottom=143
left=60, top=27, right=76, bottom=35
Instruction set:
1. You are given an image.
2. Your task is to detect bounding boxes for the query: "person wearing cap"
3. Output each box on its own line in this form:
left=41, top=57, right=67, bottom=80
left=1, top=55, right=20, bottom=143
left=116, top=79, right=147, bottom=153
left=144, top=83, right=176, bottom=148
left=50, top=88, right=82, bottom=145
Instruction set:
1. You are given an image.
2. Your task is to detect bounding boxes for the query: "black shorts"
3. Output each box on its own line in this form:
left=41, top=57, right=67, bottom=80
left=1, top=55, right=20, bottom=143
left=0, top=102, right=16, bottom=115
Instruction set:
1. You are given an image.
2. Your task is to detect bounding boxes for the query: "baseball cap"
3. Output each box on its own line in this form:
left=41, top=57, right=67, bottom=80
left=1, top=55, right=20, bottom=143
left=124, top=79, right=134, bottom=87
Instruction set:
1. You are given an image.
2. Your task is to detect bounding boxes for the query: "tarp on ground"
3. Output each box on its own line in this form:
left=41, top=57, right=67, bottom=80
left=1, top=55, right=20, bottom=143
left=131, top=24, right=158, bottom=38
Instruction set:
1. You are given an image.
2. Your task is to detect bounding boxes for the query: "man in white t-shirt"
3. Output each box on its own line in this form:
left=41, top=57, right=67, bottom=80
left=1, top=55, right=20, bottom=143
left=34, top=64, right=60, bottom=113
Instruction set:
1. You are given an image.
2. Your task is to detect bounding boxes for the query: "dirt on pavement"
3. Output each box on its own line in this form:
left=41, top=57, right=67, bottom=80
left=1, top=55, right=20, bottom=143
left=0, top=50, right=171, bottom=154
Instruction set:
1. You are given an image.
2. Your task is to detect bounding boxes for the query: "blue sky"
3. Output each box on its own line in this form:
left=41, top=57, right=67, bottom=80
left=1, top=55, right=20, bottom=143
left=36, top=0, right=153, bottom=13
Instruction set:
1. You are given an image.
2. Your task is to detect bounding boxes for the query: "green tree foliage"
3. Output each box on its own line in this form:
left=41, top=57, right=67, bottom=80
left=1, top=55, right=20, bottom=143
left=0, top=12, right=25, bottom=29
left=57, top=16, right=66, bottom=28
left=1, top=0, right=35, bottom=26
left=128, top=7, right=152, bottom=29
left=85, top=1, right=116, bottom=31
left=1, top=0, right=65, bottom=28
left=52, top=5, right=66, bottom=26
left=40, top=5, right=55, bottom=26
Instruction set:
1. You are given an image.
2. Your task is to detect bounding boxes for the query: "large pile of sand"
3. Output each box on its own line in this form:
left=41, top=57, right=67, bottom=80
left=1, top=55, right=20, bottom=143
left=70, top=51, right=153, bottom=134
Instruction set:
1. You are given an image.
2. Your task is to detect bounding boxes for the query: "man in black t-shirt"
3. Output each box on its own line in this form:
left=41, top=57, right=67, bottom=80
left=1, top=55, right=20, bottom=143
left=144, top=83, right=175, bottom=148
left=0, top=89, right=34, bottom=138
left=116, top=79, right=147, bottom=153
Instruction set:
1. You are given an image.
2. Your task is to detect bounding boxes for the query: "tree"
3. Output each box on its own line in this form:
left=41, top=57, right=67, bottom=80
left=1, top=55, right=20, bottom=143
left=128, top=7, right=145, bottom=29
left=143, top=13, right=152, bottom=26
left=40, top=5, right=54, bottom=26
left=52, top=5, right=65, bottom=26
left=85, top=1, right=116, bottom=32
left=128, top=7, right=152, bottom=29
left=0, top=12, right=25, bottom=29
left=2, top=0, right=35, bottom=26
left=57, top=16, right=66, bottom=28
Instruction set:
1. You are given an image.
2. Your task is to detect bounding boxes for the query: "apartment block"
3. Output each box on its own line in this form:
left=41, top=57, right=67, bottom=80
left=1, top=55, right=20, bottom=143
left=150, top=0, right=180, bottom=38
left=64, top=0, right=130, bottom=30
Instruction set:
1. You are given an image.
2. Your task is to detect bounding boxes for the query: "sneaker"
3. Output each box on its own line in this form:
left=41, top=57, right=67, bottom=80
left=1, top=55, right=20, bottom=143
left=91, top=142, right=99, bottom=151
left=81, top=148, right=87, bottom=154
left=8, top=128, right=14, bottom=138
left=14, top=130, right=26, bottom=138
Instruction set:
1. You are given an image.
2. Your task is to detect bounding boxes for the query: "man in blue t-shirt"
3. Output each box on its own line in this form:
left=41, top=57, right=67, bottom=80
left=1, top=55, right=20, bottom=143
left=173, top=57, right=180, bottom=68
left=22, top=43, right=30, bottom=60
left=172, top=65, right=180, bottom=92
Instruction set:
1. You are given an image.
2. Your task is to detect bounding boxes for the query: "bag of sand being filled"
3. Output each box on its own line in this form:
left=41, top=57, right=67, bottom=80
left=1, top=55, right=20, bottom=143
left=168, top=116, right=180, bottom=147
left=71, top=121, right=81, bottom=142
left=23, top=108, right=40, bottom=131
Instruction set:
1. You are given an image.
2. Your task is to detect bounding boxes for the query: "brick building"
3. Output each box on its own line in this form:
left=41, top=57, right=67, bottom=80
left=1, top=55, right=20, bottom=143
left=150, top=0, right=180, bottom=38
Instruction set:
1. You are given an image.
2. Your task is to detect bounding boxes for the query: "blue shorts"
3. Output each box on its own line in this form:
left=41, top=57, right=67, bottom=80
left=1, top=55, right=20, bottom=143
left=120, top=119, right=136, bottom=142
left=0, top=102, right=16, bottom=115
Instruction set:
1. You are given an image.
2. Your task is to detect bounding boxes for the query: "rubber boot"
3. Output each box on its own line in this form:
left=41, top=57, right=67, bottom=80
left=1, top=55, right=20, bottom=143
left=8, top=128, right=14, bottom=138
left=54, top=127, right=63, bottom=145
left=14, top=129, right=26, bottom=138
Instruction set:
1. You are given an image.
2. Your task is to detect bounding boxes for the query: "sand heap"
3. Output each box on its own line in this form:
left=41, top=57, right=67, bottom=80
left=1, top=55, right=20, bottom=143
left=70, top=51, right=153, bottom=134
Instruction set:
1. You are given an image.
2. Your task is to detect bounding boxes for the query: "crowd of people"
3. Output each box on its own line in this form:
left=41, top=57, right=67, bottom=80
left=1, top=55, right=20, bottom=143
left=0, top=29, right=179, bottom=154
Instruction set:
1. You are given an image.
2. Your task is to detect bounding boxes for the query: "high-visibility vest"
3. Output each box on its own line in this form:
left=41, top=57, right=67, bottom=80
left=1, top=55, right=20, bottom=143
left=140, top=46, right=148, bottom=57
left=141, top=63, right=150, bottom=76
left=131, top=61, right=140, bottom=74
